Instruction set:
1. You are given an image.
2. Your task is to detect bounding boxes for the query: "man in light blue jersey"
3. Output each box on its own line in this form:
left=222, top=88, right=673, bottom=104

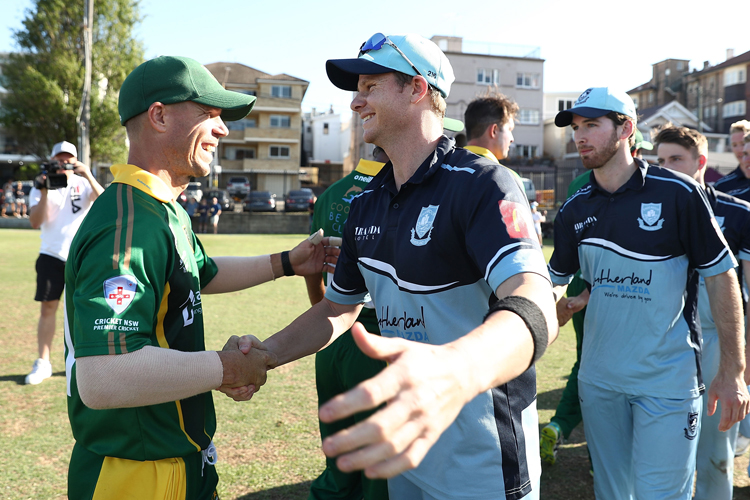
left=226, top=33, right=558, bottom=500
left=549, top=87, right=750, bottom=500
left=655, top=124, right=750, bottom=499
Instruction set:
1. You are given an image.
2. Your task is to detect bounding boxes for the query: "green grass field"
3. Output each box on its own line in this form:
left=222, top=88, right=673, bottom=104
left=2, top=229, right=750, bottom=499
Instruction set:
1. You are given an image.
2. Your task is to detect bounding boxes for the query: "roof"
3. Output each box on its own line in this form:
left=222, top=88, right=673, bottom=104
left=205, top=62, right=270, bottom=85
left=691, top=49, right=750, bottom=77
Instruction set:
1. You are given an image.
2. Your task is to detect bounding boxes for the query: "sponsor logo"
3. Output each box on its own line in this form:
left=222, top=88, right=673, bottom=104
left=342, top=186, right=363, bottom=204
left=499, top=200, right=534, bottom=239
left=411, top=205, right=439, bottom=247
left=638, top=203, right=664, bottom=231
left=93, top=317, right=140, bottom=332
left=595, top=269, right=653, bottom=303
left=103, top=275, right=137, bottom=315
left=574, top=216, right=597, bottom=234
left=378, top=306, right=430, bottom=343
left=353, top=174, right=373, bottom=183
left=355, top=225, right=381, bottom=241
left=180, top=290, right=203, bottom=327
left=684, top=411, right=699, bottom=440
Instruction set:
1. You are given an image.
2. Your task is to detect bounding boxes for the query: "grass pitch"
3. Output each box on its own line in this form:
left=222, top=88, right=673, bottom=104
left=2, top=230, right=750, bottom=499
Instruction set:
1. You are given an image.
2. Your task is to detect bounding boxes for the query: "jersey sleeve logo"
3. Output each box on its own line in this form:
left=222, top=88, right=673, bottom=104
left=637, top=203, right=664, bottom=231
left=499, top=200, right=533, bottom=239
left=103, top=275, right=137, bottom=315
left=410, top=205, right=439, bottom=247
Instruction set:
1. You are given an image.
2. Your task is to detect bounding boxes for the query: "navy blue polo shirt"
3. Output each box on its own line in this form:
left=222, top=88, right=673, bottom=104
left=548, top=159, right=736, bottom=399
left=326, top=136, right=550, bottom=500
left=714, top=166, right=750, bottom=202
left=698, top=186, right=750, bottom=334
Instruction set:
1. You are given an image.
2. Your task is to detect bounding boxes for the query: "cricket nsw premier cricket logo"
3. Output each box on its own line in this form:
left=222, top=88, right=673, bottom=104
left=103, top=275, right=137, bottom=315
left=411, top=205, right=439, bottom=247
left=638, top=203, right=664, bottom=231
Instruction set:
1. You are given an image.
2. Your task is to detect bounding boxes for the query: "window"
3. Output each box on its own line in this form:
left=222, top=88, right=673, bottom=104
left=648, top=92, right=654, bottom=103
left=513, top=144, right=537, bottom=158
left=271, top=85, right=292, bottom=98
left=270, top=115, right=291, bottom=128
left=323, top=123, right=329, bottom=135
left=236, top=90, right=256, bottom=96
left=269, top=145, right=291, bottom=158
left=226, top=118, right=256, bottom=131
left=724, top=68, right=747, bottom=87
left=516, top=72, right=540, bottom=89
left=224, top=147, right=256, bottom=160
left=676, top=61, right=684, bottom=70
left=704, top=105, right=717, bottom=118
left=633, top=96, right=639, bottom=108
left=517, top=109, right=540, bottom=125
left=477, top=68, right=499, bottom=85
left=723, top=100, right=747, bottom=118
left=557, top=99, right=574, bottom=112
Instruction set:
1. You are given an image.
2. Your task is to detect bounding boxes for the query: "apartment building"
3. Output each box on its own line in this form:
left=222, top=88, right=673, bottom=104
left=205, top=62, right=309, bottom=197
left=431, top=36, right=545, bottom=161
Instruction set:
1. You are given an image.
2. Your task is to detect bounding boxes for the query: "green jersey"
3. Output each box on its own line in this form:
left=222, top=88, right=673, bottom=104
left=312, top=159, right=384, bottom=333
left=64, top=164, right=219, bottom=461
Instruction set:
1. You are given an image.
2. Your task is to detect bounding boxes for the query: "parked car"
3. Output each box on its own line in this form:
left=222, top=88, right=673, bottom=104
left=227, top=176, right=251, bottom=197
left=284, top=188, right=314, bottom=212
left=244, top=191, right=276, bottom=212
left=204, top=189, right=235, bottom=212
left=185, top=181, right=203, bottom=203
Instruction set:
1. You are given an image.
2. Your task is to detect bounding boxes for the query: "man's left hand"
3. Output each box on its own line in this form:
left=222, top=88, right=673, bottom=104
left=707, top=368, right=750, bottom=431
left=289, top=235, right=339, bottom=277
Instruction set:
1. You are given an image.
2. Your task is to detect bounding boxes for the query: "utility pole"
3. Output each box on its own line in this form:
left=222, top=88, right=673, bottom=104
left=77, top=0, right=93, bottom=167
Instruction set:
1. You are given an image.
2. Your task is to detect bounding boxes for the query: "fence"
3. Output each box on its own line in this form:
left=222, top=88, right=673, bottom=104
left=508, top=157, right=587, bottom=214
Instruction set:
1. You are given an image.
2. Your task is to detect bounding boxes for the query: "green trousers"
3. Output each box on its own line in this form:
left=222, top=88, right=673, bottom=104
left=550, top=275, right=586, bottom=440
left=308, top=330, right=389, bottom=500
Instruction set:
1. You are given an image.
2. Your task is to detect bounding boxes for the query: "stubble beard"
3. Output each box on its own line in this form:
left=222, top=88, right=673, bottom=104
left=580, top=130, right=620, bottom=170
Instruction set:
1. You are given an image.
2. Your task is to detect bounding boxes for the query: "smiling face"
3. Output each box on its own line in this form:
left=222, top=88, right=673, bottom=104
left=571, top=115, right=622, bottom=170
left=731, top=132, right=746, bottom=163
left=350, top=73, right=411, bottom=146
left=742, top=142, right=750, bottom=178
left=163, top=101, right=227, bottom=181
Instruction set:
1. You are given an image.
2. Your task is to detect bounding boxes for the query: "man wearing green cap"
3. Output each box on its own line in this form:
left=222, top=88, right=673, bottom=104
left=63, top=55, right=331, bottom=499
left=227, top=33, right=557, bottom=500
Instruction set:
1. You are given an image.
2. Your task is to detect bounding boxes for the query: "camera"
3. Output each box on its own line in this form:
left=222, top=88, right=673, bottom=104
left=36, top=161, right=74, bottom=189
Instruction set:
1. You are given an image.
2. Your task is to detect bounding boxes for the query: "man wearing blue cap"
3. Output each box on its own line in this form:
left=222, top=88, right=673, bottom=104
left=548, top=87, right=749, bottom=499
left=63, top=55, right=331, bottom=499
left=229, top=33, right=557, bottom=500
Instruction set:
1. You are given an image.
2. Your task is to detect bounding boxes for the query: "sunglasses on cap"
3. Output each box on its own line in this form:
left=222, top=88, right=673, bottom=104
left=359, top=33, right=426, bottom=82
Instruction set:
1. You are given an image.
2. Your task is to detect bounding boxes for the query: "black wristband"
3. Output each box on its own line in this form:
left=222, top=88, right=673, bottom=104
left=280, top=251, right=294, bottom=277
left=484, top=295, right=548, bottom=367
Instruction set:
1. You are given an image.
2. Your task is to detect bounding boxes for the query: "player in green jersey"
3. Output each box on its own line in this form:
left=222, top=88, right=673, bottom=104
left=305, top=147, right=389, bottom=500
left=64, top=55, right=333, bottom=500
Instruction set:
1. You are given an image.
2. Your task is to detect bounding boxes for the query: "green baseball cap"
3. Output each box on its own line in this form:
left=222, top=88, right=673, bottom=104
left=118, top=55, right=256, bottom=125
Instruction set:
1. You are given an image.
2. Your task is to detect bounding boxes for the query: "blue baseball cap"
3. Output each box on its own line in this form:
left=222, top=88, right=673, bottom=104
left=555, top=87, right=637, bottom=127
left=326, top=33, right=455, bottom=98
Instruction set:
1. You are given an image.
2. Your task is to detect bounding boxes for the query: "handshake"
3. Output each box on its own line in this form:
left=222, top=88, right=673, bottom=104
left=216, top=334, right=277, bottom=401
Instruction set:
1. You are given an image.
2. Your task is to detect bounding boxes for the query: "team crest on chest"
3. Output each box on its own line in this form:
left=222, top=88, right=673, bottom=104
left=411, top=205, right=439, bottom=247
left=103, top=275, right=138, bottom=315
left=638, top=203, right=664, bottom=231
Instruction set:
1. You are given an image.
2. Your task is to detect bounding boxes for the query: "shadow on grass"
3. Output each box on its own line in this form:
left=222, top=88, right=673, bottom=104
left=537, top=387, right=565, bottom=411
left=0, top=370, right=65, bottom=385
left=735, top=485, right=750, bottom=499
left=235, top=481, right=313, bottom=500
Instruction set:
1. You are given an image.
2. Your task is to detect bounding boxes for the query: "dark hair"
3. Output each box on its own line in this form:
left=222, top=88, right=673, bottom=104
left=604, top=111, right=636, bottom=148
left=464, top=91, right=519, bottom=141
left=392, top=71, right=445, bottom=117
left=654, top=123, right=707, bottom=158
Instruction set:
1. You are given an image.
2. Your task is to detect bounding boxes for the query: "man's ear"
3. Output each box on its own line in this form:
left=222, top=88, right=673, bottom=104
left=697, top=154, right=708, bottom=170
left=488, top=123, right=499, bottom=139
left=621, top=119, right=635, bottom=141
left=147, top=102, right=168, bottom=133
left=410, top=75, right=430, bottom=104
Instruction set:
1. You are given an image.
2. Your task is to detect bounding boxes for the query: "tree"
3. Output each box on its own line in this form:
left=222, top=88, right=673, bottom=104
left=0, top=0, right=144, bottom=163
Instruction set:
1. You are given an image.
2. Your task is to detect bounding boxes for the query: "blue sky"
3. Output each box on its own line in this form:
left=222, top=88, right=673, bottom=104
left=2, top=0, right=747, bottom=116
